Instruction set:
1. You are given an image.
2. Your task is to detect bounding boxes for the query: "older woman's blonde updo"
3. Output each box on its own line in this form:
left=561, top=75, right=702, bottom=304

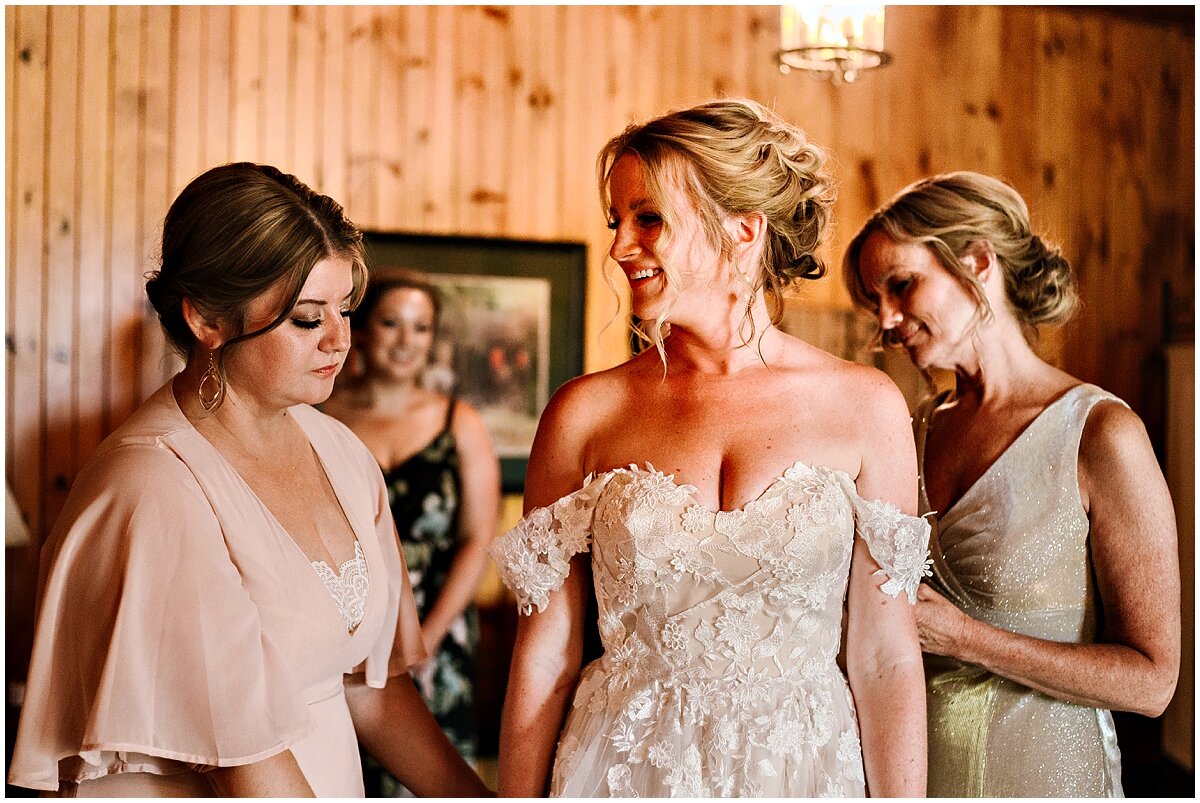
left=597, top=98, right=835, bottom=350
left=843, top=171, right=1078, bottom=340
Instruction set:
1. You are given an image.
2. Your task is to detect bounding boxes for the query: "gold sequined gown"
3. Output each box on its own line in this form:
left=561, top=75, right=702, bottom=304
left=915, top=383, right=1125, bottom=798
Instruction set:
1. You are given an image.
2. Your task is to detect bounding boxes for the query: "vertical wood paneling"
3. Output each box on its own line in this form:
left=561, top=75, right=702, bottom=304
left=485, top=7, right=513, bottom=235
left=74, top=5, right=111, bottom=470
left=138, top=5, right=174, bottom=399
left=107, top=6, right=142, bottom=432
left=6, top=6, right=19, bottom=484
left=170, top=7, right=203, bottom=198
left=315, top=5, right=346, bottom=203
left=200, top=5, right=232, bottom=169
left=3, top=2, right=1193, bottom=581
left=344, top=6, right=378, bottom=224
left=42, top=6, right=80, bottom=527
left=374, top=8, right=404, bottom=227
left=455, top=6, right=490, bottom=234
left=423, top=5, right=456, bottom=231
left=504, top=6, right=537, bottom=236
left=4, top=6, right=15, bottom=484
left=289, top=6, right=318, bottom=187
left=10, top=6, right=48, bottom=537
left=229, top=5, right=261, bottom=162
left=260, top=5, right=290, bottom=169
left=400, top=5, right=431, bottom=230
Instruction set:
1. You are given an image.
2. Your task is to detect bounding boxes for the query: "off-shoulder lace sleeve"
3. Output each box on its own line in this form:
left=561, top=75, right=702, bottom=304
left=489, top=473, right=612, bottom=615
left=838, top=476, right=932, bottom=603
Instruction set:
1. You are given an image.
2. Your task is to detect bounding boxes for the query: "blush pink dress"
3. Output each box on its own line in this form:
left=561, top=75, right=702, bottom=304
left=7, top=382, right=426, bottom=796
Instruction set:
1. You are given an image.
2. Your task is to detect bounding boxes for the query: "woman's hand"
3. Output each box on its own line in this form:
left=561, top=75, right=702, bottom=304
left=914, top=582, right=971, bottom=657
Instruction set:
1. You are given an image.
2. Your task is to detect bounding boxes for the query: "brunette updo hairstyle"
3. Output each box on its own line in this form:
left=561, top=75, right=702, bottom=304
left=843, top=171, right=1078, bottom=341
left=145, top=163, right=367, bottom=408
left=351, top=266, right=442, bottom=337
left=597, top=98, right=835, bottom=354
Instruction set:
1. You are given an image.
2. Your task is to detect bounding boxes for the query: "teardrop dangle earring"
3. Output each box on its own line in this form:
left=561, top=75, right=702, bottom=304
left=198, top=350, right=224, bottom=412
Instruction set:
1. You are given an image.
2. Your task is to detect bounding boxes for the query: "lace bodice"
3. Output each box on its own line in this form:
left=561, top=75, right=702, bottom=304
left=491, top=460, right=931, bottom=797
left=312, top=541, right=369, bottom=633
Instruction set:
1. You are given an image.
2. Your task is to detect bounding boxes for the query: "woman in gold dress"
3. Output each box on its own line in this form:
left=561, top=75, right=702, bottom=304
left=844, top=171, right=1180, bottom=797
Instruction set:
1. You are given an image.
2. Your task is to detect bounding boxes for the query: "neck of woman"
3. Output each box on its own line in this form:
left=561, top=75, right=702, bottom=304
left=354, top=372, right=424, bottom=411
left=661, top=294, right=780, bottom=374
left=173, top=366, right=301, bottom=460
left=951, top=316, right=1054, bottom=408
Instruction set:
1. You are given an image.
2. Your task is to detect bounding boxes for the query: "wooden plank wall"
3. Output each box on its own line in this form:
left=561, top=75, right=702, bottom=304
left=5, top=2, right=1193, bottom=664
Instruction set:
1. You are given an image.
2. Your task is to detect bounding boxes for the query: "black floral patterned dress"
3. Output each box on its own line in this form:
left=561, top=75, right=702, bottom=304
left=361, top=398, right=480, bottom=796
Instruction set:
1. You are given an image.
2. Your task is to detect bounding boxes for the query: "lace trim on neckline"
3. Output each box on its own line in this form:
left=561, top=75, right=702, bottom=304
left=311, top=541, right=368, bottom=633
left=586, top=459, right=855, bottom=516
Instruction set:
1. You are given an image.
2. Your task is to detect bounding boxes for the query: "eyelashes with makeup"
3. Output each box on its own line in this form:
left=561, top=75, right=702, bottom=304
left=290, top=310, right=352, bottom=330
left=606, top=212, right=663, bottom=230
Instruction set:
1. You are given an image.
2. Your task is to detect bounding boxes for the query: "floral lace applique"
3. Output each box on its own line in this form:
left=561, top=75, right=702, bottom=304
left=488, top=473, right=613, bottom=614
left=850, top=493, right=934, bottom=602
left=493, top=460, right=931, bottom=797
left=311, top=540, right=368, bottom=633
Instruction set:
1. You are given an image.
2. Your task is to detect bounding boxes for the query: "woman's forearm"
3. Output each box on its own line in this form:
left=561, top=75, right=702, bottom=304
left=419, top=541, right=492, bottom=652
left=345, top=675, right=490, bottom=796
left=497, top=651, right=579, bottom=797
left=207, top=750, right=315, bottom=797
left=951, top=614, right=1177, bottom=717
left=853, top=656, right=927, bottom=797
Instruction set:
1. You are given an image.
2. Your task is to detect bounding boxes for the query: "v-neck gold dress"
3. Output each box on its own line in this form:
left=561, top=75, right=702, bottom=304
left=915, top=383, right=1126, bottom=797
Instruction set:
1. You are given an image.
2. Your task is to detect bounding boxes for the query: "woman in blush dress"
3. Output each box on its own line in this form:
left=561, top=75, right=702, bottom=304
left=844, top=171, right=1180, bottom=797
left=324, top=268, right=501, bottom=795
left=490, top=98, right=931, bottom=798
left=7, top=163, right=491, bottom=797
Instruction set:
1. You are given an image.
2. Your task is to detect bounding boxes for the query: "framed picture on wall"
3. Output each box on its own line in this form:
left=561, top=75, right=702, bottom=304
left=362, top=233, right=587, bottom=493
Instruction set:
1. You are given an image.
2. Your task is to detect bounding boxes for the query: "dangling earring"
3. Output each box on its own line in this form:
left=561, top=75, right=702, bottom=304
left=198, top=350, right=223, bottom=412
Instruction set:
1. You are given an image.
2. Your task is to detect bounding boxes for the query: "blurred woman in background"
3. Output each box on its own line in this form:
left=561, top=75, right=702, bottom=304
left=324, top=267, right=501, bottom=796
left=844, top=170, right=1180, bottom=797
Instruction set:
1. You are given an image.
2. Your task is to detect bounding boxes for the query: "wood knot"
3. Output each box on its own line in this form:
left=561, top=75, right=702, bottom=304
left=470, top=188, right=506, bottom=205
left=528, top=85, right=554, bottom=110
left=1042, top=163, right=1056, bottom=188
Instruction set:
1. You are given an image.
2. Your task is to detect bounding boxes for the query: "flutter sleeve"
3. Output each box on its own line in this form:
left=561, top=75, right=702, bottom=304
left=839, top=474, right=933, bottom=604
left=8, top=444, right=312, bottom=791
left=489, top=472, right=611, bottom=615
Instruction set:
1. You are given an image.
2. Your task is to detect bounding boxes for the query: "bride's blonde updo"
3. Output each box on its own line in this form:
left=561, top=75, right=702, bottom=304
left=597, top=98, right=835, bottom=353
left=843, top=171, right=1078, bottom=340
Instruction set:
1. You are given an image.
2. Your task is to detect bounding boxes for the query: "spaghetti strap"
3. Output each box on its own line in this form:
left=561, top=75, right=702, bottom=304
left=441, top=395, right=457, bottom=433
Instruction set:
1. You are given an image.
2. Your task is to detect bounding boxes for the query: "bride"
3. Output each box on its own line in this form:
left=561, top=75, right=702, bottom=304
left=491, top=99, right=929, bottom=797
